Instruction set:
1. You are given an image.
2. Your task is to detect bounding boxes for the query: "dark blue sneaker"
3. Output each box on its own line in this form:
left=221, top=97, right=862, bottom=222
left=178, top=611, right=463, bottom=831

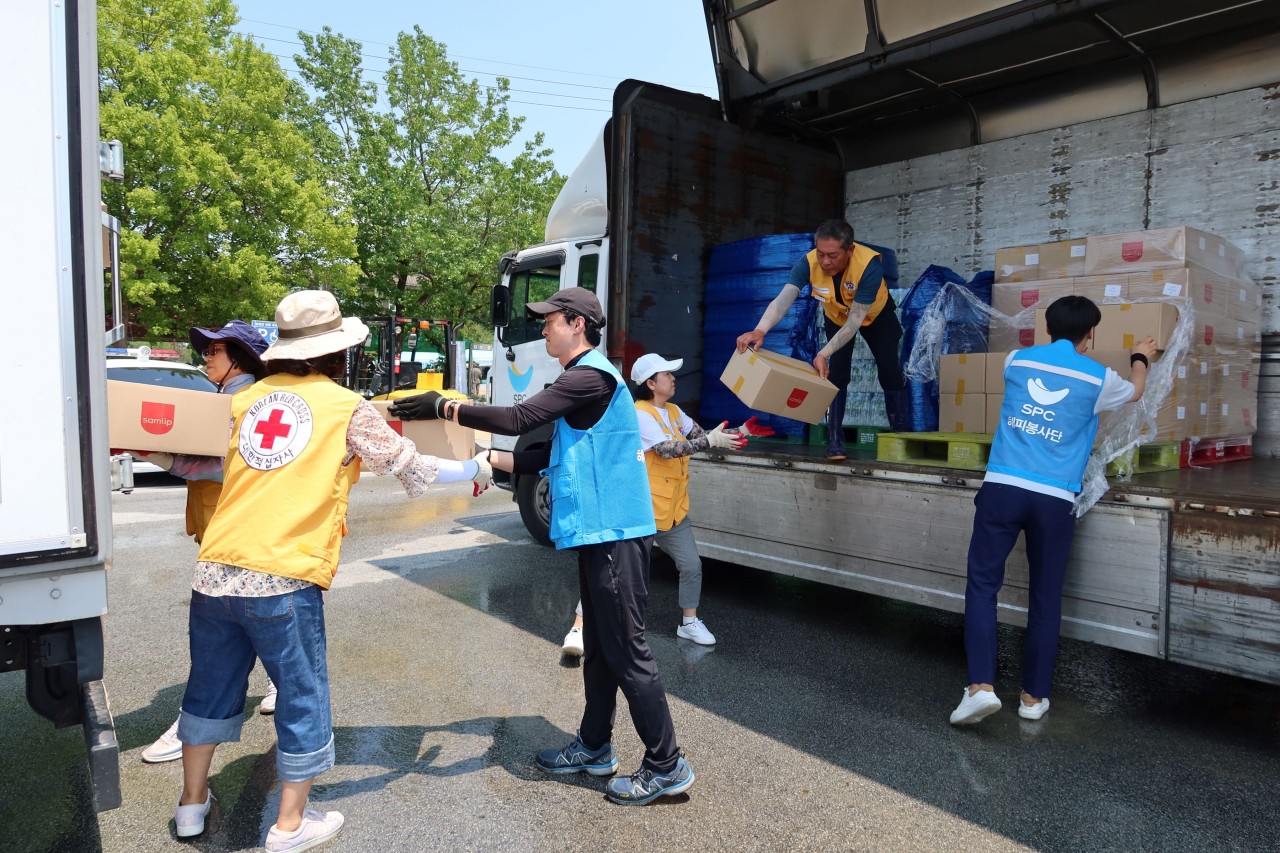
left=535, top=736, right=618, bottom=776
left=605, top=756, right=695, bottom=805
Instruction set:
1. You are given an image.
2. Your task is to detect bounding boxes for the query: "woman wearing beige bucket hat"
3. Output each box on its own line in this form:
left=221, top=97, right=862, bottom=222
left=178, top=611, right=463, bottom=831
left=170, top=290, right=492, bottom=851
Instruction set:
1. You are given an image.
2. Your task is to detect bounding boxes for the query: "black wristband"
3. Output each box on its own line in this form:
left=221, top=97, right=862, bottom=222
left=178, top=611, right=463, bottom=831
left=1130, top=353, right=1149, bottom=368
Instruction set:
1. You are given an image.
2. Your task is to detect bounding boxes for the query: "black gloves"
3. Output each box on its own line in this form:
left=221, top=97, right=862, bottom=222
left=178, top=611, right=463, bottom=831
left=388, top=390, right=446, bottom=420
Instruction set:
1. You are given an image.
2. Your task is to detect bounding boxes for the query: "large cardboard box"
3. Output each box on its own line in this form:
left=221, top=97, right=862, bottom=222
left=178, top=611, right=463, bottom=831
left=1093, top=303, right=1180, bottom=351
left=994, top=245, right=1041, bottom=282
left=370, top=400, right=477, bottom=461
left=984, top=393, right=1004, bottom=435
left=985, top=352, right=1009, bottom=394
left=988, top=324, right=1035, bottom=352
left=1072, top=275, right=1126, bottom=304
left=719, top=347, right=837, bottom=425
left=1038, top=239, right=1088, bottom=278
left=938, top=389, right=986, bottom=433
left=1083, top=226, right=1247, bottom=279
left=108, top=380, right=232, bottom=456
left=939, top=353, right=985, bottom=394
left=992, top=278, right=1074, bottom=316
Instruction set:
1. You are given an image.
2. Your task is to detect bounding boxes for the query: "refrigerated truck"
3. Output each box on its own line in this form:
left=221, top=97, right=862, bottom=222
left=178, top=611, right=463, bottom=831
left=488, top=0, right=1280, bottom=687
left=1, top=0, right=123, bottom=811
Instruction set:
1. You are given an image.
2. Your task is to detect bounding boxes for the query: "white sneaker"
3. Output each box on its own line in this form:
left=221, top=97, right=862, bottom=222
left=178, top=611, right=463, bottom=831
left=1018, top=696, right=1050, bottom=720
left=949, top=688, right=1002, bottom=725
left=174, top=788, right=214, bottom=838
left=259, top=679, right=278, bottom=715
left=562, top=626, right=584, bottom=656
left=676, top=617, right=716, bottom=645
left=265, top=807, right=344, bottom=852
left=142, top=717, right=183, bottom=764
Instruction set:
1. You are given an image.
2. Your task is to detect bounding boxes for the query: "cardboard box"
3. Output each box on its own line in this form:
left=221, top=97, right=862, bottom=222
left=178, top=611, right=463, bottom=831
left=108, top=379, right=232, bottom=456
left=1126, top=268, right=1238, bottom=322
left=988, top=325, right=1036, bottom=352
left=938, top=389, right=986, bottom=433
left=1092, top=303, right=1181, bottom=351
left=992, top=279, right=1074, bottom=316
left=939, top=353, right=985, bottom=394
left=1072, top=275, right=1127, bottom=304
left=1083, top=226, right=1247, bottom=279
left=370, top=400, right=477, bottom=461
left=1038, top=239, right=1088, bottom=278
left=719, top=347, right=837, bottom=425
left=985, top=352, right=1010, bottom=394
left=985, top=393, right=1004, bottom=435
left=994, top=245, right=1041, bottom=282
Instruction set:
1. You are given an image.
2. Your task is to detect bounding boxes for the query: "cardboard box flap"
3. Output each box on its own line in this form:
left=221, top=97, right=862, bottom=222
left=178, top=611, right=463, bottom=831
left=371, top=400, right=477, bottom=461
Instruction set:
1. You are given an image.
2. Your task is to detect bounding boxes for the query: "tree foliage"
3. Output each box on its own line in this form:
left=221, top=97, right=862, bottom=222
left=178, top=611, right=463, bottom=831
left=294, top=26, right=564, bottom=341
left=98, top=0, right=358, bottom=338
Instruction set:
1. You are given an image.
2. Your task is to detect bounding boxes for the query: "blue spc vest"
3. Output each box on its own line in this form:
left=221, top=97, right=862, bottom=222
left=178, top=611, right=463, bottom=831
left=986, top=340, right=1107, bottom=493
left=544, top=349, right=657, bottom=549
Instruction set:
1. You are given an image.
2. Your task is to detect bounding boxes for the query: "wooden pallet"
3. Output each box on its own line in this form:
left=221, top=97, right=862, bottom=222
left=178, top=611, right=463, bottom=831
left=1181, top=435, right=1254, bottom=467
left=876, top=431, right=993, bottom=470
left=1105, top=441, right=1181, bottom=476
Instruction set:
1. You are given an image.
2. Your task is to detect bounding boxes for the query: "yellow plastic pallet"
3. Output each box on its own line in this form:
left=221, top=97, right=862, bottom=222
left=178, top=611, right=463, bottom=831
left=1104, top=441, right=1181, bottom=476
left=876, top=431, right=993, bottom=470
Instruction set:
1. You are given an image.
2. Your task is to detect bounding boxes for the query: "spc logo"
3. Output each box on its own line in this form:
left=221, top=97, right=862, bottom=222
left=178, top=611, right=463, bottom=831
left=140, top=401, right=176, bottom=435
left=1026, top=377, right=1069, bottom=406
left=508, top=362, right=534, bottom=393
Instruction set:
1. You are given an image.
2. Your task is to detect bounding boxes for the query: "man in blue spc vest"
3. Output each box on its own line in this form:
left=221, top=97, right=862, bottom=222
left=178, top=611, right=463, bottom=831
left=388, top=288, right=694, bottom=806
left=950, top=296, right=1157, bottom=726
left=736, top=219, right=908, bottom=460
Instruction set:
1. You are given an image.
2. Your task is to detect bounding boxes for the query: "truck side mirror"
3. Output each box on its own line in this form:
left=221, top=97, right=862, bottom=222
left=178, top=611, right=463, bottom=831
left=491, top=284, right=510, bottom=328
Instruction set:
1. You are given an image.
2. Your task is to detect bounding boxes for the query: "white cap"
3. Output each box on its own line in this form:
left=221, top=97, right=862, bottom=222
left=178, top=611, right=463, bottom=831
left=630, top=353, right=683, bottom=384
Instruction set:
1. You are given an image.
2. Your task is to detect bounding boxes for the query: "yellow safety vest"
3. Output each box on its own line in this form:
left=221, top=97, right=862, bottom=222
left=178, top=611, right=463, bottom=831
left=807, top=244, right=889, bottom=328
left=635, top=401, right=690, bottom=532
left=198, top=373, right=362, bottom=589
left=184, top=480, right=222, bottom=544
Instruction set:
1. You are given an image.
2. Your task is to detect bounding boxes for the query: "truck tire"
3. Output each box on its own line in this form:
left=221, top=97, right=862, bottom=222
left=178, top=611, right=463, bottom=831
left=516, top=470, right=553, bottom=547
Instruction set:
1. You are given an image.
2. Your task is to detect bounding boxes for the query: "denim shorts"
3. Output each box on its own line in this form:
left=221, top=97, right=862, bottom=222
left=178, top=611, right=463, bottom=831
left=179, top=585, right=335, bottom=782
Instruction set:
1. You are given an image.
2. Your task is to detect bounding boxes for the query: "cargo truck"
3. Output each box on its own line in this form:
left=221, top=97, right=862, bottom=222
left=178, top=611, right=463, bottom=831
left=488, top=0, right=1280, bottom=686
left=1, top=0, right=124, bottom=811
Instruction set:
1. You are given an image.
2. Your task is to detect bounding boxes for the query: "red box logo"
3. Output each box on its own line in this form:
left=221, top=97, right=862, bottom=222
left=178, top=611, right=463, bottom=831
left=1021, top=290, right=1039, bottom=308
left=1204, top=283, right=1213, bottom=303
left=1203, top=325, right=1214, bottom=346
left=1019, top=328, right=1035, bottom=346
left=1121, top=241, right=1144, bottom=262
left=786, top=388, right=809, bottom=408
left=140, top=401, right=175, bottom=435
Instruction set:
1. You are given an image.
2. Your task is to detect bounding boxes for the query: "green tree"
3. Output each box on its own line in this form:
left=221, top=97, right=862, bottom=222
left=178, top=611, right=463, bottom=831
left=294, top=26, right=563, bottom=340
left=98, top=0, right=358, bottom=339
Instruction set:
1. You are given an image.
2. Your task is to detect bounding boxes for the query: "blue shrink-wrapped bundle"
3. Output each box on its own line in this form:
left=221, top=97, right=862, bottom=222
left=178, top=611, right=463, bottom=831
left=701, top=233, right=815, bottom=437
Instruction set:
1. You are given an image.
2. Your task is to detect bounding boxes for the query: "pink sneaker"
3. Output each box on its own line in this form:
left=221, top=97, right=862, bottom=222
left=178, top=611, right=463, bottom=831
left=265, top=807, right=345, bottom=852
left=173, top=788, right=213, bottom=838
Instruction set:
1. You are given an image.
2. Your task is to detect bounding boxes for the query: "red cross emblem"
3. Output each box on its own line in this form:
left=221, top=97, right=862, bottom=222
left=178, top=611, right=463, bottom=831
left=254, top=407, right=293, bottom=450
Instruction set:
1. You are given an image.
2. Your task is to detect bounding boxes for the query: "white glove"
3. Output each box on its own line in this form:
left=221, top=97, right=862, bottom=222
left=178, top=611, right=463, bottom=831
left=706, top=422, right=747, bottom=451
left=470, top=450, right=493, bottom=496
left=130, top=451, right=174, bottom=471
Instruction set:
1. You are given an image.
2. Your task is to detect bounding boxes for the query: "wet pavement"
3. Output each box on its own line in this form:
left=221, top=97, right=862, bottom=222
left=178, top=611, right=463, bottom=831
left=2, top=473, right=1278, bottom=852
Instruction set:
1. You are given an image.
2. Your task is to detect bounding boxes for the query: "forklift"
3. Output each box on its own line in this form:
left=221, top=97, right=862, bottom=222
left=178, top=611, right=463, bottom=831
left=344, top=316, right=456, bottom=399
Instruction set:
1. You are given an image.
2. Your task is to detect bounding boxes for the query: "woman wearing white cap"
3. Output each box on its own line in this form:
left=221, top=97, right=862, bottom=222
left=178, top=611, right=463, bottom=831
left=170, top=291, right=492, bottom=851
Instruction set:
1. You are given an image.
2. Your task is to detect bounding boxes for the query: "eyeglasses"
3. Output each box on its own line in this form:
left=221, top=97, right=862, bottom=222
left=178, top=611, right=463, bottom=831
left=202, top=344, right=226, bottom=358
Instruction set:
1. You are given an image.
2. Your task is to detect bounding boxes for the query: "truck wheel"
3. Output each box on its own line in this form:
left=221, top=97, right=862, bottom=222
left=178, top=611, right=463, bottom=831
left=516, top=471, right=553, bottom=547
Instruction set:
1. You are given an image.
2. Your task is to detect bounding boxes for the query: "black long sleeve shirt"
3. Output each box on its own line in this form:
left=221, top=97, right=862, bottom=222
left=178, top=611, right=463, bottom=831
left=455, top=350, right=616, bottom=475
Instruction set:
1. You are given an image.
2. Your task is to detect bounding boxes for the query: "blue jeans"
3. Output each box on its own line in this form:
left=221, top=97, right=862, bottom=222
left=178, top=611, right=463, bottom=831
left=179, top=586, right=335, bottom=782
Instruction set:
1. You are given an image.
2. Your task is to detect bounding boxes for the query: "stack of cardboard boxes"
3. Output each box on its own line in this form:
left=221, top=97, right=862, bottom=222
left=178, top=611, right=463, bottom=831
left=942, top=226, right=1260, bottom=447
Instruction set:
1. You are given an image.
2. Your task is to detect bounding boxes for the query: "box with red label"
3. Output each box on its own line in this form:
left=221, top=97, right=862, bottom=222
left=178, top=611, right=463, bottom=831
left=1092, top=303, right=1180, bottom=351
left=994, top=245, right=1041, bottom=282
left=988, top=324, right=1036, bottom=352
left=1038, top=239, right=1088, bottom=278
left=992, top=278, right=1074, bottom=316
left=370, top=400, right=476, bottom=461
left=107, top=380, right=232, bottom=456
left=719, top=347, right=837, bottom=425
left=1126, top=268, right=1236, bottom=322
left=939, top=389, right=986, bottom=433
left=939, top=353, right=985, bottom=394
left=1072, top=275, right=1126, bottom=304
left=1083, top=227, right=1246, bottom=279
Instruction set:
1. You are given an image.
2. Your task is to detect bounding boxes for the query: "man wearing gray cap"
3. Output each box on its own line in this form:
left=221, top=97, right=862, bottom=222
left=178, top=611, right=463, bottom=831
left=390, top=287, right=695, bottom=806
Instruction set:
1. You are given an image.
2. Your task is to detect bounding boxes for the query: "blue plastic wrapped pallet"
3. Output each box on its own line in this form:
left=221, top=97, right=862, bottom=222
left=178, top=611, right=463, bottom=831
left=701, top=233, right=815, bottom=437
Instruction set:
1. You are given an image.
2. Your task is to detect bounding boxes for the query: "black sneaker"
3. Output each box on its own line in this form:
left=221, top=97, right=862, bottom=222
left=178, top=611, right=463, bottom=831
left=534, top=736, right=618, bottom=776
left=605, top=756, right=695, bottom=805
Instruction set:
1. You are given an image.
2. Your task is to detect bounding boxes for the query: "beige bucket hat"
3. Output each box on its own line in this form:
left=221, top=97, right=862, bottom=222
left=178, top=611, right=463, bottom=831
left=261, top=290, right=370, bottom=362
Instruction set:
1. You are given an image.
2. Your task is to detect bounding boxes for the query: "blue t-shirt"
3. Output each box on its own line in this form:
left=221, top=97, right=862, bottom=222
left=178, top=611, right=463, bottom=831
left=787, top=255, right=883, bottom=306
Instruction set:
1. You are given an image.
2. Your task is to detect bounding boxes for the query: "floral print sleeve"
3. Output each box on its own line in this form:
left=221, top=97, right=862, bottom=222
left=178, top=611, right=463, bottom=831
left=344, top=400, right=441, bottom=498
left=648, top=421, right=710, bottom=460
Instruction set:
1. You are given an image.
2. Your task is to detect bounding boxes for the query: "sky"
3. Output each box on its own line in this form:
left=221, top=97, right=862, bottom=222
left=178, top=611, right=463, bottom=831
left=229, top=0, right=721, bottom=175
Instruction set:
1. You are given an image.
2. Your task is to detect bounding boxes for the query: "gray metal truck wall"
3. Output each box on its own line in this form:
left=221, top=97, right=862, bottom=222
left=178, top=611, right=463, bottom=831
left=689, top=457, right=1168, bottom=657
left=843, top=83, right=1280, bottom=454
left=609, top=84, right=842, bottom=420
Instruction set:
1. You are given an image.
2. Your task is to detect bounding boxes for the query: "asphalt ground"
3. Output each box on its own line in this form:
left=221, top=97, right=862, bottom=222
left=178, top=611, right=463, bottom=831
left=2, top=473, right=1278, bottom=852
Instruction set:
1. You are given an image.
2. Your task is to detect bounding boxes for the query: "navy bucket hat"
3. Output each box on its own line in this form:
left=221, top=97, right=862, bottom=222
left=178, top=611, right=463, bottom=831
left=189, top=319, right=269, bottom=372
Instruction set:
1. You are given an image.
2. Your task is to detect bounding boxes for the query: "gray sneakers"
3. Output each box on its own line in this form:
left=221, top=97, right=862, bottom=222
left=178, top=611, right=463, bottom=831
left=605, top=756, right=695, bottom=805
left=535, top=736, right=619, bottom=776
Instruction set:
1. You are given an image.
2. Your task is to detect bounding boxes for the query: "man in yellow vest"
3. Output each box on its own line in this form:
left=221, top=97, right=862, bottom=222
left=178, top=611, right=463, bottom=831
left=171, top=291, right=494, bottom=850
left=736, top=219, right=908, bottom=460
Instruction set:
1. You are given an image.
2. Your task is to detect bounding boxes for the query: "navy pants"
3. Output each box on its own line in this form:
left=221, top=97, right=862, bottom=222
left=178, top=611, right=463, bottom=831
left=577, top=536, right=680, bottom=774
left=963, top=482, right=1078, bottom=699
